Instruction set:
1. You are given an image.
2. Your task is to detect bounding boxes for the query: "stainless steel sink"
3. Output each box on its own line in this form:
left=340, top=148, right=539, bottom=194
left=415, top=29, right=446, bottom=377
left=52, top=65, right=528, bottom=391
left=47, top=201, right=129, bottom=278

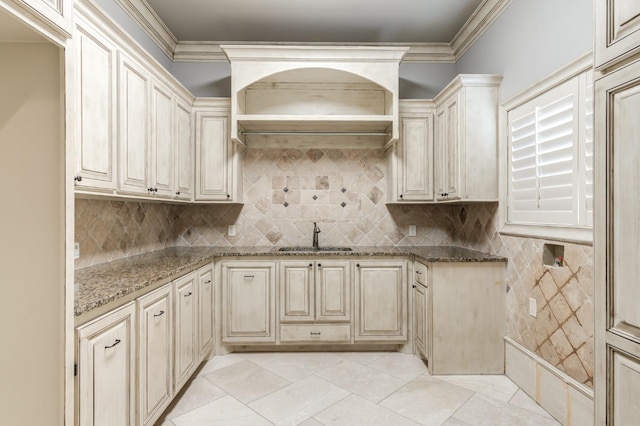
left=278, top=246, right=353, bottom=252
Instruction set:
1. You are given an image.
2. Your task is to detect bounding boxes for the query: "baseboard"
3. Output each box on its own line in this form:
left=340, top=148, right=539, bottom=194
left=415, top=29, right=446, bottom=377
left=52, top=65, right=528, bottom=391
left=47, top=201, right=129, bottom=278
left=504, top=337, right=594, bottom=426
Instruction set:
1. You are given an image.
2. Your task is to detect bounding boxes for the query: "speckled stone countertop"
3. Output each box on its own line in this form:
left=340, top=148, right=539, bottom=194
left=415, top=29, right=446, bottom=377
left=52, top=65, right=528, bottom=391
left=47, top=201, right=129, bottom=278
left=75, top=245, right=505, bottom=318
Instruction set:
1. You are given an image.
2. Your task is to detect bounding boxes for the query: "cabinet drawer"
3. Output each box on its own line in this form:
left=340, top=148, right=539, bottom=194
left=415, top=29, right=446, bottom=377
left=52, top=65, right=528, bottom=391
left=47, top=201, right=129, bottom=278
left=415, top=261, right=428, bottom=285
left=280, top=324, right=351, bottom=343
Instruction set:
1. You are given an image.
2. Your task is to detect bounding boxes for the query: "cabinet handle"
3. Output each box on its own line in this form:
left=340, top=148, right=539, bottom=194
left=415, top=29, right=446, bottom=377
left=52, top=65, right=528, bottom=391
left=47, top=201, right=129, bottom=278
left=184, top=292, right=193, bottom=297
left=148, top=187, right=153, bottom=193
left=154, top=310, right=165, bottom=317
left=412, top=284, right=417, bottom=288
left=244, top=275, right=255, bottom=279
left=416, top=271, right=422, bottom=274
left=204, top=280, right=212, bottom=284
left=74, top=175, right=82, bottom=182
left=310, top=331, right=321, bottom=336
left=104, top=339, right=121, bottom=349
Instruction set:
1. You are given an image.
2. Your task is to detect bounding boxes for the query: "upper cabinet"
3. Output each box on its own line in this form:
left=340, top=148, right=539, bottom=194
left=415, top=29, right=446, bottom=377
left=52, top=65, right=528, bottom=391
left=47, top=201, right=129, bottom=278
left=12, top=0, right=72, bottom=41
left=433, top=75, right=502, bottom=202
left=174, top=99, right=194, bottom=201
left=595, top=0, right=640, bottom=70
left=221, top=45, right=408, bottom=148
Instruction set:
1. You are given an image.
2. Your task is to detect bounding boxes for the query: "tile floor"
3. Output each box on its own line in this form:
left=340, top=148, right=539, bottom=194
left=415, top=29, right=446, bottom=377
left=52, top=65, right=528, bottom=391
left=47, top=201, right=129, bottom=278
left=157, top=352, right=560, bottom=426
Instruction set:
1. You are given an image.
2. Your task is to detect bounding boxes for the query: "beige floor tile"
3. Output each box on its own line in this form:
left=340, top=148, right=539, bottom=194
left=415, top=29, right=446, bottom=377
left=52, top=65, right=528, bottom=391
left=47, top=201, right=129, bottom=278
left=171, top=395, right=273, bottom=426
left=316, top=358, right=405, bottom=403
left=441, top=418, right=473, bottom=426
left=248, top=351, right=344, bottom=382
left=508, top=389, right=554, bottom=418
left=380, top=375, right=474, bottom=425
left=434, top=375, right=519, bottom=402
left=297, top=419, right=324, bottom=426
left=452, top=394, right=561, bottom=426
left=197, top=353, right=247, bottom=376
left=368, top=353, right=429, bottom=381
left=162, top=376, right=227, bottom=420
left=314, top=394, right=420, bottom=426
left=249, top=376, right=349, bottom=425
left=336, top=351, right=391, bottom=365
left=204, top=359, right=290, bottom=404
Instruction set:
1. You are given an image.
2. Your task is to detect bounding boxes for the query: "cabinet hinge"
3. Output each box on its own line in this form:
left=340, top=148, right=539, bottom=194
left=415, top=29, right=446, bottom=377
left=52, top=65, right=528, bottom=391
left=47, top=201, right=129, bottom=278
left=74, top=363, right=77, bottom=377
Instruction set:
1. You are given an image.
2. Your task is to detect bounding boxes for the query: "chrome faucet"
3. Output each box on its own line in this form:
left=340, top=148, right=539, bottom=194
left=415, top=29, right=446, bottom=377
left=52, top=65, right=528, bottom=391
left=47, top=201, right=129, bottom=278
left=312, top=222, right=321, bottom=249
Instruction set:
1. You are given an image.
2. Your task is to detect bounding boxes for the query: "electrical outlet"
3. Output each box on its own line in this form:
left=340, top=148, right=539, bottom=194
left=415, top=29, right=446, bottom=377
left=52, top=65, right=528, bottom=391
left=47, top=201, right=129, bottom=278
left=228, top=225, right=236, bottom=237
left=408, top=225, right=417, bottom=237
left=74, top=242, right=80, bottom=259
left=529, top=297, right=537, bottom=317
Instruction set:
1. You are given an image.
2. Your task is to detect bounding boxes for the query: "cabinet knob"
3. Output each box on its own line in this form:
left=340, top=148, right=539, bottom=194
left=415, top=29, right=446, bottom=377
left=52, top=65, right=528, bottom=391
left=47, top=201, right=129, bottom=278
left=226, top=194, right=231, bottom=199
left=176, top=191, right=181, bottom=196
left=416, top=271, right=422, bottom=274
left=412, top=284, right=417, bottom=288
left=399, top=194, right=403, bottom=199
left=154, top=188, right=158, bottom=193
left=204, top=279, right=212, bottom=284
left=148, top=187, right=153, bottom=193
left=356, top=263, right=360, bottom=268
left=74, top=175, right=82, bottom=183
left=309, top=263, right=313, bottom=267
left=318, top=263, right=322, bottom=267
left=104, top=339, right=121, bottom=349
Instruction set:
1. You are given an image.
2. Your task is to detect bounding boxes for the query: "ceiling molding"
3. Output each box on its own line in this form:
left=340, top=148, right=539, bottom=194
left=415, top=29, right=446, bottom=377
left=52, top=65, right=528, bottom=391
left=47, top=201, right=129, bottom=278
left=118, top=0, right=512, bottom=64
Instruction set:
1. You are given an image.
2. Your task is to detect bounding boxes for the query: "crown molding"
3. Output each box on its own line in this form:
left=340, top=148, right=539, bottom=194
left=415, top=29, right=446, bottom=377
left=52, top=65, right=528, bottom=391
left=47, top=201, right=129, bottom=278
left=117, top=0, right=512, bottom=64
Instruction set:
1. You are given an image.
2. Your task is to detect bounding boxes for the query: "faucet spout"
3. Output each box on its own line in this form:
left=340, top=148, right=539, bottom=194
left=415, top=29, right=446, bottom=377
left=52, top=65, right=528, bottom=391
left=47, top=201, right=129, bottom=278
left=312, top=222, right=321, bottom=249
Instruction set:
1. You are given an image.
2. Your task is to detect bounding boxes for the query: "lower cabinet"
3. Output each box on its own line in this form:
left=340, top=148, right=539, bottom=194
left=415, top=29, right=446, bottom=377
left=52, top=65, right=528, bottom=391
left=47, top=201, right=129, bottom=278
left=174, top=271, right=198, bottom=391
left=413, top=261, right=429, bottom=361
left=354, top=260, right=408, bottom=342
left=198, top=263, right=214, bottom=358
left=77, top=302, right=136, bottom=426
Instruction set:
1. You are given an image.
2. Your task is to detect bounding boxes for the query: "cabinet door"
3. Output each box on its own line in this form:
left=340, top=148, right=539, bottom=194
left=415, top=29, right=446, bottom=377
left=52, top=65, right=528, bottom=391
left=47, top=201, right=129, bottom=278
left=174, top=99, right=194, bottom=200
left=20, top=0, right=72, bottom=35
left=354, top=260, right=407, bottom=342
left=149, top=80, right=174, bottom=198
left=174, top=272, right=197, bottom=391
left=198, top=263, right=214, bottom=358
left=77, top=303, right=135, bottom=426
left=434, top=106, right=447, bottom=199
left=435, top=94, right=461, bottom=201
left=595, top=0, right=640, bottom=69
left=137, top=285, right=173, bottom=426
left=74, top=19, right=117, bottom=192
left=316, top=260, right=351, bottom=322
left=280, top=261, right=314, bottom=322
left=118, top=52, right=150, bottom=195
left=195, top=112, right=232, bottom=201
left=222, top=262, right=276, bottom=342
left=399, top=115, right=434, bottom=201
left=611, top=350, right=640, bottom=425
left=414, top=282, right=428, bottom=360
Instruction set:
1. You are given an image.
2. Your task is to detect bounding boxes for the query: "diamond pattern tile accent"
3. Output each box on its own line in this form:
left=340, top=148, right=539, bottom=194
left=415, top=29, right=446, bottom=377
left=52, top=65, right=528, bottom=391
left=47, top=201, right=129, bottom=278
left=341, top=202, right=347, bottom=208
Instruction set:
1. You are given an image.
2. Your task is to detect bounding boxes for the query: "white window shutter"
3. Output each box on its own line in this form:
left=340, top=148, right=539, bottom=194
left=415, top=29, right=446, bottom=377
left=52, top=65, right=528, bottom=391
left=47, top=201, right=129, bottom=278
left=583, top=72, right=594, bottom=227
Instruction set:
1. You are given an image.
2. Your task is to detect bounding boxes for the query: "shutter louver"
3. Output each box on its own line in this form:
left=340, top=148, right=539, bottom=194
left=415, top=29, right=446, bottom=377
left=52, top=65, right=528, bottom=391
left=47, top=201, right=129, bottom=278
left=584, top=76, right=594, bottom=226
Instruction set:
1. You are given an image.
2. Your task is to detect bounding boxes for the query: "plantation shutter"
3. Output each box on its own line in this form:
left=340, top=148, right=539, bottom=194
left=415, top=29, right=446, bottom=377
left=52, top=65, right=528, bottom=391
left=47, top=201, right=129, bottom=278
left=583, top=73, right=594, bottom=227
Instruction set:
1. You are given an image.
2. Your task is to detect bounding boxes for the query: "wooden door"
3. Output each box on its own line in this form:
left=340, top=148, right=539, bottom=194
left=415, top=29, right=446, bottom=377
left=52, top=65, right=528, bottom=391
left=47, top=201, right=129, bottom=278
left=174, top=99, right=193, bottom=200
left=414, top=282, right=427, bottom=360
left=117, top=52, right=150, bottom=195
left=174, top=272, right=197, bottom=391
left=280, top=261, right=314, bottom=322
left=137, top=285, right=172, bottom=426
left=195, top=112, right=231, bottom=201
left=198, top=263, right=214, bottom=358
left=149, top=80, right=174, bottom=198
left=74, top=19, right=117, bottom=191
left=399, top=115, right=434, bottom=201
left=354, top=260, right=407, bottom=342
left=222, top=262, right=276, bottom=342
left=77, top=303, right=135, bottom=426
left=316, top=260, right=351, bottom=322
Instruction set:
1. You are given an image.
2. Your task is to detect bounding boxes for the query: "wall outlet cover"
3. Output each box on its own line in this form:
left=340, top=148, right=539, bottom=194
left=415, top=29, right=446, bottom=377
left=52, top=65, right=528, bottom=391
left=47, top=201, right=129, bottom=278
left=529, top=297, right=537, bottom=317
left=74, top=242, right=80, bottom=259
left=228, top=225, right=236, bottom=237
left=409, top=225, right=417, bottom=237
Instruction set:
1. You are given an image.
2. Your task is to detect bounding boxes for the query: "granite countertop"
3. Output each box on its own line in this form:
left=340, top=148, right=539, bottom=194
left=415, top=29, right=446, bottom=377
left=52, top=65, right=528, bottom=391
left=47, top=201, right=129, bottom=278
left=74, top=245, right=506, bottom=318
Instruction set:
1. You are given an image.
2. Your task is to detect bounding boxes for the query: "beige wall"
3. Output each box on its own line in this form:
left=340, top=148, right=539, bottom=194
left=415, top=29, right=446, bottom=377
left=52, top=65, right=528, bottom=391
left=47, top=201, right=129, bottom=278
left=0, top=42, right=65, bottom=424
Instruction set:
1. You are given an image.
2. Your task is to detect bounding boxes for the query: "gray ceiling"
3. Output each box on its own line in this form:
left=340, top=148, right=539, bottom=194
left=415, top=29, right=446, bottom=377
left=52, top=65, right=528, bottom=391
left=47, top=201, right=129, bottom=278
left=145, top=0, right=484, bottom=43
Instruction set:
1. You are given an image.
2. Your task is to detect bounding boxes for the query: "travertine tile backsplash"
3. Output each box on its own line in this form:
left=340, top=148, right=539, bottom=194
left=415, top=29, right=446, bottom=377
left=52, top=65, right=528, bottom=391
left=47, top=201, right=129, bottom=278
left=74, top=147, right=593, bottom=387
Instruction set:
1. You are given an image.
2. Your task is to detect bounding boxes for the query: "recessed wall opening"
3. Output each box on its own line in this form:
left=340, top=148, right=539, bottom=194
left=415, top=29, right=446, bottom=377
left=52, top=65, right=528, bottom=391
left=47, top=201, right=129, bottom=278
left=543, top=243, right=565, bottom=267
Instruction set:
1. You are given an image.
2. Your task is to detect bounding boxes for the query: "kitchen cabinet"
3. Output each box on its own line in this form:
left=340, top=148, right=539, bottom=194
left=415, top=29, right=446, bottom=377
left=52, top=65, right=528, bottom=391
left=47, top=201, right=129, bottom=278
left=279, top=260, right=351, bottom=343
left=433, top=75, right=502, bottom=202
left=221, top=261, right=276, bottom=343
left=73, top=16, right=118, bottom=193
left=149, top=79, right=174, bottom=198
left=388, top=100, right=435, bottom=202
left=174, top=98, right=194, bottom=201
left=174, top=271, right=198, bottom=391
left=18, top=0, right=72, bottom=37
left=137, top=284, right=173, bottom=426
left=77, top=302, right=136, bottom=426
left=195, top=100, right=244, bottom=202
left=354, top=259, right=407, bottom=342
left=428, top=262, right=505, bottom=374
left=595, top=0, right=640, bottom=70
left=197, top=263, right=214, bottom=358
left=413, top=261, right=429, bottom=361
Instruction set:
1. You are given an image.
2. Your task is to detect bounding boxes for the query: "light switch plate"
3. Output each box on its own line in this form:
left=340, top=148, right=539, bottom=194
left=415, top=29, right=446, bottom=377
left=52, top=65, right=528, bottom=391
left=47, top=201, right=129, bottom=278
left=529, top=297, right=537, bottom=317
left=228, top=225, right=236, bottom=237
left=408, top=225, right=417, bottom=237
left=74, top=242, right=80, bottom=259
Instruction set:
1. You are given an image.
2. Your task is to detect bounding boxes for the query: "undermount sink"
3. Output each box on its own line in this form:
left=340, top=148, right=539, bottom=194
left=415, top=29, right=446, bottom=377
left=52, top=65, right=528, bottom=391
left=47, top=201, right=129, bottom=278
left=278, top=246, right=353, bottom=252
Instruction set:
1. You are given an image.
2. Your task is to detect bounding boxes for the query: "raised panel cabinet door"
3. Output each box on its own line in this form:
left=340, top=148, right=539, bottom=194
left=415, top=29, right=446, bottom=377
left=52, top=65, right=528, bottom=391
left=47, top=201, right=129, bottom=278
left=174, top=272, right=197, bottom=391
left=222, top=262, right=276, bottom=342
left=611, top=349, right=640, bottom=425
left=354, top=261, right=407, bottom=342
left=74, top=19, right=117, bottom=191
left=596, top=0, right=640, bottom=69
left=137, top=285, right=173, bottom=426
left=118, top=52, right=150, bottom=195
left=20, top=0, right=72, bottom=35
left=399, top=115, right=434, bottom=201
left=195, top=112, right=231, bottom=201
left=316, top=260, right=351, bottom=322
left=149, top=80, right=174, bottom=198
left=280, top=261, right=314, bottom=322
left=77, top=303, right=136, bottom=426
left=174, top=99, right=194, bottom=200
left=414, top=282, right=427, bottom=360
left=197, top=263, right=214, bottom=358
left=434, top=106, right=447, bottom=199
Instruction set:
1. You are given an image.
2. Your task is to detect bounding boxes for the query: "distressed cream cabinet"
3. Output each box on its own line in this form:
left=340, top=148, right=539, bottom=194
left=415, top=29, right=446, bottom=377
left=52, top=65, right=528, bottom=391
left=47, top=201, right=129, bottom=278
left=14, top=0, right=72, bottom=38
left=433, top=75, right=502, bottom=202
left=279, top=260, right=351, bottom=343
left=354, top=259, right=408, bottom=342
left=221, top=261, right=276, bottom=343
left=174, top=271, right=198, bottom=391
left=413, top=261, right=429, bottom=361
left=595, top=0, right=640, bottom=69
left=197, top=263, right=214, bottom=358
left=174, top=98, right=194, bottom=201
left=77, top=302, right=136, bottom=426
